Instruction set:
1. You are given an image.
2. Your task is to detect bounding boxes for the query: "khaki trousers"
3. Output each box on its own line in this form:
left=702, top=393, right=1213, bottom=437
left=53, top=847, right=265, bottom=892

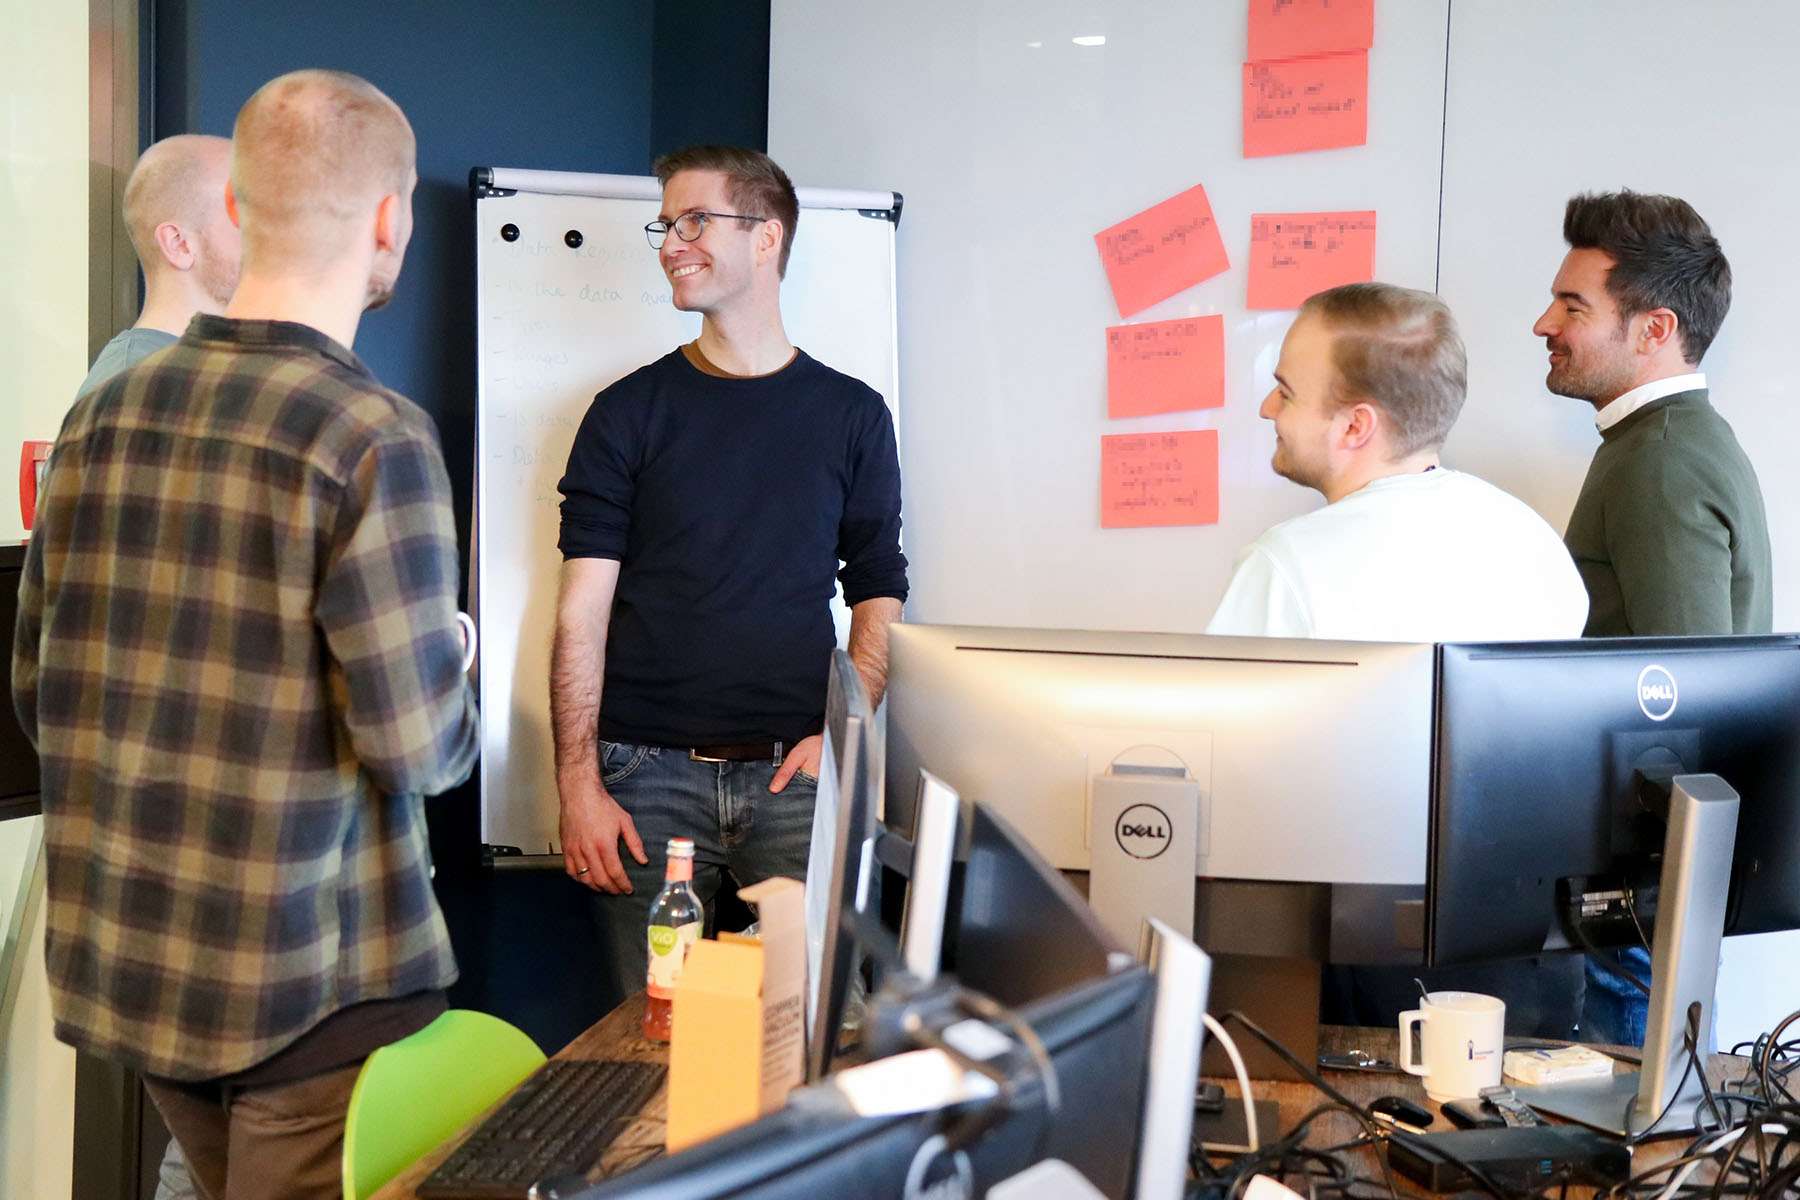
left=143, top=1062, right=362, bottom=1200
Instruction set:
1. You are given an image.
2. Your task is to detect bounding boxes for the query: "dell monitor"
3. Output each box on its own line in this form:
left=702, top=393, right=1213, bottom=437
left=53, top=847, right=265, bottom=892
left=802, top=650, right=880, bottom=1080
left=1431, top=636, right=1800, bottom=1135
left=884, top=623, right=1436, bottom=1075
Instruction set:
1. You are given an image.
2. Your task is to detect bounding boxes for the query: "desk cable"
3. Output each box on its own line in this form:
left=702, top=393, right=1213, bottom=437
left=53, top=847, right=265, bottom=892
left=1203, top=1013, right=1260, bottom=1152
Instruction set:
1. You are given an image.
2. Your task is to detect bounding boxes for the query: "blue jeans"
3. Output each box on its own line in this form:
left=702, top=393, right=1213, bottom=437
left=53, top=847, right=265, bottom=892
left=1582, top=947, right=1651, bottom=1047
left=589, top=740, right=818, bottom=1010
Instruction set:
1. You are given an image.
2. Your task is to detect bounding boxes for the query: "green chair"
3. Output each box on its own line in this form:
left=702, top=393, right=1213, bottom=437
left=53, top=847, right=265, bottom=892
left=341, top=1008, right=547, bottom=1200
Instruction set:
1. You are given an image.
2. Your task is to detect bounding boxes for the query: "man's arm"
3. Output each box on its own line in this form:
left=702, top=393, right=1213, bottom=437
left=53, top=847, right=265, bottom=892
left=550, top=557, right=646, bottom=893
left=770, top=395, right=908, bottom=795
left=767, top=594, right=902, bottom=794
left=316, top=430, right=479, bottom=797
left=848, top=596, right=903, bottom=708
left=1604, top=449, right=1735, bottom=636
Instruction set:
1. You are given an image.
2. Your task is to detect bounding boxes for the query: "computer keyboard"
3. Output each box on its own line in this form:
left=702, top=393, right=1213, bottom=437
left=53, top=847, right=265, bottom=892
left=417, top=1058, right=669, bottom=1199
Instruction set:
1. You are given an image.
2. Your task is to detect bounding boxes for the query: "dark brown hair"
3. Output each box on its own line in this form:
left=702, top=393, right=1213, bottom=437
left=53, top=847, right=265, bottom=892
left=1563, top=190, right=1731, bottom=364
left=653, top=145, right=799, bottom=276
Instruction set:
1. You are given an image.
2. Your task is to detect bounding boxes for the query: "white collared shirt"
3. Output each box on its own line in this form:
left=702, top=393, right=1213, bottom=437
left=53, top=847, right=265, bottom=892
left=1594, top=372, right=1707, bottom=433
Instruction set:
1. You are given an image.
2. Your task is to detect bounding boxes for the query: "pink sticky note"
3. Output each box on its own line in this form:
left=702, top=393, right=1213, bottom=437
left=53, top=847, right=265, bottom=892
left=1106, top=316, right=1226, bottom=419
left=1101, top=431, right=1220, bottom=529
left=1247, top=0, right=1374, bottom=62
left=1094, top=184, right=1231, bottom=319
left=1247, top=211, right=1376, bottom=310
left=1243, top=51, right=1368, bottom=158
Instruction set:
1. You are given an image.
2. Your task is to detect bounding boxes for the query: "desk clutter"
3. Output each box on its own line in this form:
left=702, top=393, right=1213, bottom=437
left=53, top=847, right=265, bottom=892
left=375, top=648, right=1800, bottom=1200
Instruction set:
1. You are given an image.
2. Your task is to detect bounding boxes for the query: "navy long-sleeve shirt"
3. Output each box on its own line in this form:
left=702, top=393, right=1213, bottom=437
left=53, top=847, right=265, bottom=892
left=558, top=348, right=908, bottom=746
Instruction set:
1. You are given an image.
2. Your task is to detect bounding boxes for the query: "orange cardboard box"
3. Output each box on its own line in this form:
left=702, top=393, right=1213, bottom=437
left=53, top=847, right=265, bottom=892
left=665, top=877, right=806, bottom=1151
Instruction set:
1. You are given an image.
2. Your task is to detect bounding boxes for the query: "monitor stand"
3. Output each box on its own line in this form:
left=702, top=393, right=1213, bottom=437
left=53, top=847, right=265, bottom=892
left=1515, top=773, right=1739, bottom=1138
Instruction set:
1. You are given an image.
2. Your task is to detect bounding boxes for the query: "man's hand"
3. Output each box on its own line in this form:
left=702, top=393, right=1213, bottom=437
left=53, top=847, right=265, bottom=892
left=769, top=733, right=824, bottom=793
left=558, top=768, right=648, bottom=893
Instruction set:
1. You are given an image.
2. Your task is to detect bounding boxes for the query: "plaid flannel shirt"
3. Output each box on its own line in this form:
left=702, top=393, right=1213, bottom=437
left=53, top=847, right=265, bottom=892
left=12, top=316, right=479, bottom=1081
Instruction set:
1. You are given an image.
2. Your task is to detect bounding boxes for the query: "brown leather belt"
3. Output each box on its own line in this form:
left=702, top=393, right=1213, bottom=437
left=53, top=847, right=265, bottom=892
left=689, top=740, right=787, bottom=764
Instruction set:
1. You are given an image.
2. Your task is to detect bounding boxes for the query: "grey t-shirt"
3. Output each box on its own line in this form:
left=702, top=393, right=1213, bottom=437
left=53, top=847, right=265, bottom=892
left=77, top=327, right=180, bottom=397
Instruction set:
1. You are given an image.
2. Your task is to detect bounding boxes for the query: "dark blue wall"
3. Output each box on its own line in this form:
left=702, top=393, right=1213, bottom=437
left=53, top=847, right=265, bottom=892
left=150, top=0, right=770, bottom=1051
left=651, top=1, right=771, bottom=159
left=153, top=0, right=656, bottom=537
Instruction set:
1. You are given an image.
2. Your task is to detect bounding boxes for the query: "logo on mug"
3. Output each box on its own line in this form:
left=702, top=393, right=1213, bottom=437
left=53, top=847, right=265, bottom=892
left=1115, top=803, right=1173, bottom=860
left=1637, top=664, right=1678, bottom=722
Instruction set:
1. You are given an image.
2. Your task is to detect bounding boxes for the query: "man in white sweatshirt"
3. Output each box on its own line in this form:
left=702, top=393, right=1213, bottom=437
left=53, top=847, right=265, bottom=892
left=1209, top=282, right=1591, bottom=1037
left=1208, top=282, right=1587, bottom=642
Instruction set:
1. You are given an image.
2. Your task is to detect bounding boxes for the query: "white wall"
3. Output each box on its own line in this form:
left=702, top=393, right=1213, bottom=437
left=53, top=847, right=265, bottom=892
left=0, top=0, right=86, bottom=1192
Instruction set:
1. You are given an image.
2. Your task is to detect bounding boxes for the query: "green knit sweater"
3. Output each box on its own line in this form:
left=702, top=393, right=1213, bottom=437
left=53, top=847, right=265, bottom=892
left=1564, top=389, right=1771, bottom=637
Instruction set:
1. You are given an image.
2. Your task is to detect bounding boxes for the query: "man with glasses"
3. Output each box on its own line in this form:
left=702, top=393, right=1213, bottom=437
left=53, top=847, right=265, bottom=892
left=551, top=146, right=907, bottom=1004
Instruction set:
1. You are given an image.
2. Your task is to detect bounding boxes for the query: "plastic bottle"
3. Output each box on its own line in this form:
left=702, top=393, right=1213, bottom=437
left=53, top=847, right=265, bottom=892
left=641, top=837, right=702, bottom=1042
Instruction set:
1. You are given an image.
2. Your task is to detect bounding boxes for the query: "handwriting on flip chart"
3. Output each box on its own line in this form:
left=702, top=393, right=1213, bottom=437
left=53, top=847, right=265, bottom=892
left=1093, top=184, right=1231, bottom=319
left=1106, top=316, right=1226, bottom=419
left=1247, top=0, right=1374, bottom=62
left=1247, top=211, right=1377, bottom=309
left=1242, top=50, right=1368, bottom=158
left=1101, top=431, right=1220, bottom=529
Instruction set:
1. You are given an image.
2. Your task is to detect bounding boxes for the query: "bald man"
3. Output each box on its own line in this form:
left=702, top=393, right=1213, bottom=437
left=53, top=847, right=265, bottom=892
left=15, top=71, right=475, bottom=1199
left=78, top=134, right=240, bottom=396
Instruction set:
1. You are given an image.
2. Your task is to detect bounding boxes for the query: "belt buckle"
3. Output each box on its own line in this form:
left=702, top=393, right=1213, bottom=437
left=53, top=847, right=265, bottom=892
left=688, top=741, right=785, bottom=764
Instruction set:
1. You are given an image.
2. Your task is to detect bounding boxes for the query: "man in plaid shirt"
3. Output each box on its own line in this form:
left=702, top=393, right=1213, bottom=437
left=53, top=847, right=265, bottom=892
left=12, top=70, right=477, bottom=1198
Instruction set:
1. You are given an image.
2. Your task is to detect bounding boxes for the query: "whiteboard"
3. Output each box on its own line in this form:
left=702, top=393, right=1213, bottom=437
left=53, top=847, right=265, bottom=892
left=770, top=0, right=1450, bottom=632
left=474, top=171, right=900, bottom=853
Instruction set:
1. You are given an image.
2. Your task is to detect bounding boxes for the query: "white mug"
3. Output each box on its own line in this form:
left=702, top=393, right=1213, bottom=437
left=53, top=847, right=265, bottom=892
left=1399, top=990, right=1505, bottom=1101
left=455, top=612, right=478, bottom=673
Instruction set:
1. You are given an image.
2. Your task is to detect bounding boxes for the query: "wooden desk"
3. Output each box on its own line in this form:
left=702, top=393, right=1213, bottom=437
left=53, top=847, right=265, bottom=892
left=373, top=1001, right=1743, bottom=1199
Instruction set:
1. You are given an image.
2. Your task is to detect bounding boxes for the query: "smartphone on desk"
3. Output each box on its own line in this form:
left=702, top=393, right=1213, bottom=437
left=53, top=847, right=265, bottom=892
left=1319, top=1049, right=1400, bottom=1074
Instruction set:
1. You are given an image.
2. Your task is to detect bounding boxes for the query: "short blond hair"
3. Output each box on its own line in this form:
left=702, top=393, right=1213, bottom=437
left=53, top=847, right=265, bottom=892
left=231, top=70, right=415, bottom=270
left=122, top=134, right=231, bottom=271
left=1300, top=283, right=1467, bottom=456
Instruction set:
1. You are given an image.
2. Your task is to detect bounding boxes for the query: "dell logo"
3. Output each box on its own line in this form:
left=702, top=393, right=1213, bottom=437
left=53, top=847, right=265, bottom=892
left=1115, top=803, right=1173, bottom=860
left=1637, top=664, right=1678, bottom=722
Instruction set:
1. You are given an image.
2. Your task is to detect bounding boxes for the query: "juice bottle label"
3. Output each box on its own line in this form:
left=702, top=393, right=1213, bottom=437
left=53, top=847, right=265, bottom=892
left=646, top=920, right=700, bottom=998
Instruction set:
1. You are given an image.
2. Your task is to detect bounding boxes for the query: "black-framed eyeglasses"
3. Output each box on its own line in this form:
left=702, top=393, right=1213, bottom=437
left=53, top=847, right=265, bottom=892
left=644, top=210, right=768, bottom=250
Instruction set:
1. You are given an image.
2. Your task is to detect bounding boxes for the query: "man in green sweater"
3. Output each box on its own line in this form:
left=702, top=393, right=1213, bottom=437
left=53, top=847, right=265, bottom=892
left=1535, top=190, right=1770, bottom=638
left=1533, top=190, right=1771, bottom=1047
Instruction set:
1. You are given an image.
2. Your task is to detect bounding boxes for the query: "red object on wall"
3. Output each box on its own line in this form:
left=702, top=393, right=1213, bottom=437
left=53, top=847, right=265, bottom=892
left=19, top=442, right=52, bottom=532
